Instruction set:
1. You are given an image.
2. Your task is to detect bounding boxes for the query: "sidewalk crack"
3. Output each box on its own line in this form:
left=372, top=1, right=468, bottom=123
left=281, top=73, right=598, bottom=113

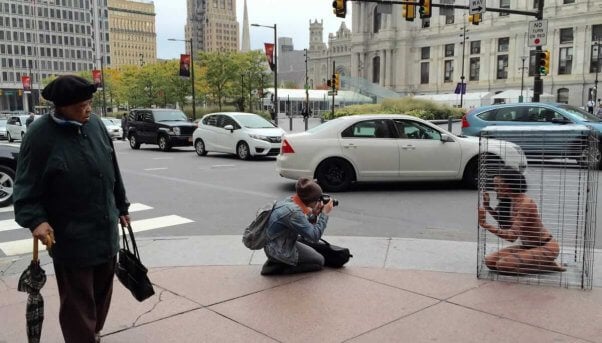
left=382, top=237, right=392, bottom=268
left=132, top=288, right=167, bottom=327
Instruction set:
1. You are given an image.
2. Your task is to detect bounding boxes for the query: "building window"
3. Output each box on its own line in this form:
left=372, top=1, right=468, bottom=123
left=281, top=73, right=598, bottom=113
left=557, top=88, right=569, bottom=104
left=500, top=0, right=510, bottom=16
left=563, top=0, right=575, bottom=3
left=373, top=10, right=382, bottom=33
left=469, top=57, right=480, bottom=81
left=444, top=44, right=454, bottom=57
left=498, top=37, right=509, bottom=52
left=559, top=47, right=573, bottom=74
left=420, top=62, right=429, bottom=84
left=497, top=55, right=508, bottom=79
left=445, top=14, right=454, bottom=24
left=421, top=47, right=430, bottom=60
left=372, top=56, right=380, bottom=84
left=591, top=43, right=601, bottom=73
left=444, top=60, right=453, bottom=82
left=559, top=28, right=573, bottom=44
left=470, top=40, right=481, bottom=54
left=591, top=25, right=602, bottom=72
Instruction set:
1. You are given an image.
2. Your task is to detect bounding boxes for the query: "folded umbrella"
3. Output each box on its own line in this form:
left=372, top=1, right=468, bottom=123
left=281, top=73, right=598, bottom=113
left=17, top=236, right=51, bottom=343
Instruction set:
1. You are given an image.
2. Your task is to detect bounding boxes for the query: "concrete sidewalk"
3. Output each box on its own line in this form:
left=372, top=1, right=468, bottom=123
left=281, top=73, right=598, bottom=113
left=1, top=236, right=601, bottom=342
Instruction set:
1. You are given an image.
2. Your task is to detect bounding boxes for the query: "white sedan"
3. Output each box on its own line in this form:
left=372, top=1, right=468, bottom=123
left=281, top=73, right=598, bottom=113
left=101, top=118, right=123, bottom=140
left=193, top=112, right=286, bottom=159
left=276, top=114, right=527, bottom=191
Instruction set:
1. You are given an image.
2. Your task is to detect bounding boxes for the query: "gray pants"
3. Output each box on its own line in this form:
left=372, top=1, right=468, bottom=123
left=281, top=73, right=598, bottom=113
left=262, top=241, right=325, bottom=275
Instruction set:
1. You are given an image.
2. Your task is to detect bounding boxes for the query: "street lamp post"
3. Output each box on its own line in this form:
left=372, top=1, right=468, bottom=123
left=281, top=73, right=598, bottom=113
left=519, top=56, right=528, bottom=103
left=594, top=40, right=601, bottom=104
left=459, top=20, right=468, bottom=109
left=168, top=38, right=196, bottom=120
left=251, top=23, right=278, bottom=125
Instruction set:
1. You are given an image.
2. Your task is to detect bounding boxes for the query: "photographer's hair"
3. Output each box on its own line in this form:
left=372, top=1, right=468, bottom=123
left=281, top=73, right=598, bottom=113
left=493, top=197, right=512, bottom=230
left=497, top=166, right=528, bottom=194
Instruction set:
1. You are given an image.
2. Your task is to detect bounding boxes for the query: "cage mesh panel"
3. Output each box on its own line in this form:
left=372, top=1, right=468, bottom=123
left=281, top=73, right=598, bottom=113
left=477, top=126, right=598, bottom=289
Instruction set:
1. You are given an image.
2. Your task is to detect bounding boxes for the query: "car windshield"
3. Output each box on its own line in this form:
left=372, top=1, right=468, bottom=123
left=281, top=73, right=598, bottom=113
left=558, top=104, right=600, bottom=122
left=154, top=110, right=187, bottom=122
left=101, top=119, right=114, bottom=126
left=231, top=114, right=275, bottom=128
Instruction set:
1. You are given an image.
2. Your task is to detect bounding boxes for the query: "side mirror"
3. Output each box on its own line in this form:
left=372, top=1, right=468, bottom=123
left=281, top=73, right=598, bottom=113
left=224, top=124, right=234, bottom=132
left=440, top=133, right=455, bottom=143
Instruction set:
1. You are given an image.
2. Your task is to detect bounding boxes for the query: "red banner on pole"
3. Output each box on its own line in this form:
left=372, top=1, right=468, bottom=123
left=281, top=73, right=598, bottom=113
left=179, top=54, right=191, bottom=77
left=264, top=43, right=275, bottom=72
left=21, top=75, right=31, bottom=91
left=92, top=69, right=102, bottom=88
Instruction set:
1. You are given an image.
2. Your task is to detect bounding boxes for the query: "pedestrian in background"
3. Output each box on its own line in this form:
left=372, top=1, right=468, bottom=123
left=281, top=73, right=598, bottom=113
left=121, top=114, right=128, bottom=140
left=261, top=177, right=334, bottom=275
left=597, top=99, right=602, bottom=118
left=25, top=112, right=35, bottom=128
left=587, top=99, right=595, bottom=114
left=13, top=75, right=131, bottom=343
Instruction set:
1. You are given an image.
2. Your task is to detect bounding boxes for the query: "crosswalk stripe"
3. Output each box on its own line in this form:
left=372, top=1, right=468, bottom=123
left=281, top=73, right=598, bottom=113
left=0, top=203, right=154, bottom=233
left=0, top=206, right=14, bottom=213
left=0, top=215, right=194, bottom=257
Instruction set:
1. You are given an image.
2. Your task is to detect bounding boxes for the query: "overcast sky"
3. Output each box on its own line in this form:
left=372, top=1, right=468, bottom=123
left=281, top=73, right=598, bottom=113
left=155, top=0, right=352, bottom=59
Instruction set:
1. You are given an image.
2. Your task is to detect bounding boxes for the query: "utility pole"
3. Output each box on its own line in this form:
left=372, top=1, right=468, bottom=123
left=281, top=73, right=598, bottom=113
left=304, top=48, right=309, bottom=130
left=240, top=74, right=245, bottom=112
left=532, top=0, right=545, bottom=102
left=519, top=56, right=528, bottom=103
left=331, top=61, right=336, bottom=119
left=459, top=19, right=468, bottom=108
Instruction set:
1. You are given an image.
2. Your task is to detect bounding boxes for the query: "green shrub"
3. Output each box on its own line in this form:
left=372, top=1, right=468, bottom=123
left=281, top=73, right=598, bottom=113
left=330, top=97, right=465, bottom=120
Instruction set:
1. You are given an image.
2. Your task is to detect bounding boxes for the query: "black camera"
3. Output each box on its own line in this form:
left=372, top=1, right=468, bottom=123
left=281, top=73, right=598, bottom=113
left=320, top=194, right=339, bottom=207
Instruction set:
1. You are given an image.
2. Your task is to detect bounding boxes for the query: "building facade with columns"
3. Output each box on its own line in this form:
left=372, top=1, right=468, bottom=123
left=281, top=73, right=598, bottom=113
left=307, top=20, right=352, bottom=89
left=108, top=0, right=156, bottom=68
left=342, top=0, right=602, bottom=107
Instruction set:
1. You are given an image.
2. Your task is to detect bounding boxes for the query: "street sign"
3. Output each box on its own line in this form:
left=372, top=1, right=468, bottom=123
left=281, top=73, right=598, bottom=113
left=469, top=0, right=486, bottom=15
left=454, top=82, right=466, bottom=95
left=528, top=20, right=548, bottom=47
left=327, top=90, right=337, bottom=96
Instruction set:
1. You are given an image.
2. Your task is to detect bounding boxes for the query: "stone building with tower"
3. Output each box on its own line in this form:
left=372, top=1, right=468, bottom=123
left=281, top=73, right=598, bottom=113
left=310, top=1, right=602, bottom=107
left=108, top=0, right=157, bottom=67
left=307, top=20, right=352, bottom=90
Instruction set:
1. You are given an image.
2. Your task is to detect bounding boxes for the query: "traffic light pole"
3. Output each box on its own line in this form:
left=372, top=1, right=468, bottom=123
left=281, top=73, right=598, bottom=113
left=532, top=0, right=544, bottom=103
left=331, top=61, right=336, bottom=120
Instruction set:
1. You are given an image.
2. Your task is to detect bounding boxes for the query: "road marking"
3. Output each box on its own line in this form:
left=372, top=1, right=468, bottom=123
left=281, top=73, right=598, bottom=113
left=0, top=203, right=153, bottom=233
left=0, top=215, right=194, bottom=256
left=211, top=164, right=236, bottom=169
left=0, top=206, right=13, bottom=213
left=152, top=157, right=173, bottom=160
left=144, top=167, right=168, bottom=171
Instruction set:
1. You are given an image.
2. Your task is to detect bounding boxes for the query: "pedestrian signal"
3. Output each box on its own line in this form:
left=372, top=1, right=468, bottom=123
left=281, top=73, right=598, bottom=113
left=402, top=4, right=416, bottom=21
left=419, top=0, right=431, bottom=19
left=332, top=0, right=347, bottom=18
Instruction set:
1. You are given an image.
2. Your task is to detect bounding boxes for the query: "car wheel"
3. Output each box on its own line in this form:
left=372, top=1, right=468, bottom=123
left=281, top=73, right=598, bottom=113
left=579, top=145, right=602, bottom=169
left=6, top=132, right=12, bottom=143
left=315, top=158, right=354, bottom=192
left=129, top=134, right=141, bottom=150
left=462, top=158, right=479, bottom=190
left=20, top=132, right=24, bottom=140
left=195, top=139, right=207, bottom=156
left=0, top=165, right=15, bottom=207
left=237, top=141, right=250, bottom=160
left=158, top=135, right=171, bottom=152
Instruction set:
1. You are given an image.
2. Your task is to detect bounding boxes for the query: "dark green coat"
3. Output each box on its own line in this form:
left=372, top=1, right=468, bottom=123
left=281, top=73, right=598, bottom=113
left=14, top=113, right=130, bottom=267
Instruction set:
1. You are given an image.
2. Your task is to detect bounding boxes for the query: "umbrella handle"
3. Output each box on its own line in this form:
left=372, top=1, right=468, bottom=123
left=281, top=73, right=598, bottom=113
left=33, top=237, right=38, bottom=261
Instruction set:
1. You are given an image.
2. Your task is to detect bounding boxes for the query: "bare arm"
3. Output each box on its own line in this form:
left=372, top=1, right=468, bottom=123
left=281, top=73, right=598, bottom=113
left=479, top=207, right=520, bottom=242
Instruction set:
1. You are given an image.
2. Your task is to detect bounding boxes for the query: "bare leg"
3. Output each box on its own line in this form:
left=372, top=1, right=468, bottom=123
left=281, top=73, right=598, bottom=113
left=496, top=240, right=565, bottom=274
left=485, top=245, right=522, bottom=271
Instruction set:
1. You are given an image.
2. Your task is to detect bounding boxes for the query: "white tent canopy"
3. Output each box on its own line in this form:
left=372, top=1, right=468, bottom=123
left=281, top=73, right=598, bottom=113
left=264, top=88, right=373, bottom=103
left=492, top=89, right=555, bottom=103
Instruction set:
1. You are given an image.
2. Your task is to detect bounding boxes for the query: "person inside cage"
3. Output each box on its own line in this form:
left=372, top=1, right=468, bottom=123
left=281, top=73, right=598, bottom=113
left=479, top=166, right=566, bottom=274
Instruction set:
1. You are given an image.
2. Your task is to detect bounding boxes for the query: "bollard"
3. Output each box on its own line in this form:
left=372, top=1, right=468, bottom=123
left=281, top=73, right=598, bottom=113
left=447, top=117, right=452, bottom=133
left=289, top=114, right=293, bottom=131
left=304, top=117, right=308, bottom=131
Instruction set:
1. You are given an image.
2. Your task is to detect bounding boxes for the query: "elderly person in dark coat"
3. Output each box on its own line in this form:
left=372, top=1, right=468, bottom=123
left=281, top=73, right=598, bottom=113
left=13, top=75, right=130, bottom=343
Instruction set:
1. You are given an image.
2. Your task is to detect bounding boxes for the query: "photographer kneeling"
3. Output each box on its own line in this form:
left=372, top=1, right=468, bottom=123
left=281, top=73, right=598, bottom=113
left=261, top=177, right=335, bottom=275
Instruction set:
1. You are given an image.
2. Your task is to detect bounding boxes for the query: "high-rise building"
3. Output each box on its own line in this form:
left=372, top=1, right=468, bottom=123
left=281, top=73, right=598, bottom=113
left=185, top=0, right=239, bottom=54
left=240, top=0, right=250, bottom=52
left=108, top=0, right=156, bottom=67
left=0, top=0, right=110, bottom=111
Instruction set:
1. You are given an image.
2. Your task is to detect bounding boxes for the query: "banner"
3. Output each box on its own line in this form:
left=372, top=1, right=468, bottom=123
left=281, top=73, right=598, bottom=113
left=179, top=54, right=191, bottom=77
left=21, top=75, right=31, bottom=91
left=92, top=69, right=102, bottom=88
left=264, top=43, right=275, bottom=72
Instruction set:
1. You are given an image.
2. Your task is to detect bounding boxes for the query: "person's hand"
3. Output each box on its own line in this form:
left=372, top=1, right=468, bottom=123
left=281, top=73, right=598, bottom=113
left=483, top=192, right=490, bottom=207
left=478, top=207, right=486, bottom=227
left=322, top=199, right=334, bottom=215
left=32, top=222, right=55, bottom=248
left=119, top=215, right=130, bottom=227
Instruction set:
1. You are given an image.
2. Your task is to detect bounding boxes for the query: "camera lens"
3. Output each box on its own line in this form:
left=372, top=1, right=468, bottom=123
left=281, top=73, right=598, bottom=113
left=333, top=199, right=339, bottom=207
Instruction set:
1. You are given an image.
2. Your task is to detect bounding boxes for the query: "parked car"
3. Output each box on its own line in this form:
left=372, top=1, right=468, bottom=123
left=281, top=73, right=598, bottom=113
left=461, top=103, right=602, bottom=168
left=126, top=109, right=197, bottom=151
left=0, top=143, right=19, bottom=207
left=6, top=115, right=41, bottom=142
left=0, top=119, right=7, bottom=140
left=276, top=115, right=527, bottom=191
left=193, top=112, right=286, bottom=160
left=101, top=117, right=123, bottom=140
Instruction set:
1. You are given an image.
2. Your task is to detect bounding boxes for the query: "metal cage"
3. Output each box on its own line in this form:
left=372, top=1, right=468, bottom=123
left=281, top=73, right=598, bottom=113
left=477, top=125, right=598, bottom=289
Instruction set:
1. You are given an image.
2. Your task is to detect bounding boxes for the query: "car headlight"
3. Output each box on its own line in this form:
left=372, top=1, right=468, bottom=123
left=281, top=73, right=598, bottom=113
left=249, top=134, right=270, bottom=142
left=171, top=127, right=181, bottom=135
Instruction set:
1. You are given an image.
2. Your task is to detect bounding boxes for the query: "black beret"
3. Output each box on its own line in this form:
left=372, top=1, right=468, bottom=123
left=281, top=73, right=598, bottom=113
left=42, top=75, right=97, bottom=107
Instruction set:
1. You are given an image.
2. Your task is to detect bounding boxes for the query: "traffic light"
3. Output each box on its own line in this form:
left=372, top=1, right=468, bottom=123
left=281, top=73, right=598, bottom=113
left=17, top=89, right=22, bottom=96
left=419, top=0, right=432, bottom=19
left=468, top=13, right=482, bottom=25
left=539, top=49, right=551, bottom=76
left=334, top=73, right=340, bottom=90
left=402, top=4, right=416, bottom=21
left=332, top=0, right=347, bottom=18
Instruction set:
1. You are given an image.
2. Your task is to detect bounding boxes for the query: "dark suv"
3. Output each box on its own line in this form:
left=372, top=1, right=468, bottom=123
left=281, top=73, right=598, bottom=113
left=127, top=109, right=197, bottom=151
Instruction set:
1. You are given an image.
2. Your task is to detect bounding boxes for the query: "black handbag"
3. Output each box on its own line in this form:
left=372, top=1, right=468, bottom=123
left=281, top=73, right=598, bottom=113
left=116, top=223, right=155, bottom=302
left=298, top=238, right=353, bottom=268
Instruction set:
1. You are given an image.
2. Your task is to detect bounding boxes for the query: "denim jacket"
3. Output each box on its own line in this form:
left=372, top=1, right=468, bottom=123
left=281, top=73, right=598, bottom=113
left=264, top=197, right=328, bottom=265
